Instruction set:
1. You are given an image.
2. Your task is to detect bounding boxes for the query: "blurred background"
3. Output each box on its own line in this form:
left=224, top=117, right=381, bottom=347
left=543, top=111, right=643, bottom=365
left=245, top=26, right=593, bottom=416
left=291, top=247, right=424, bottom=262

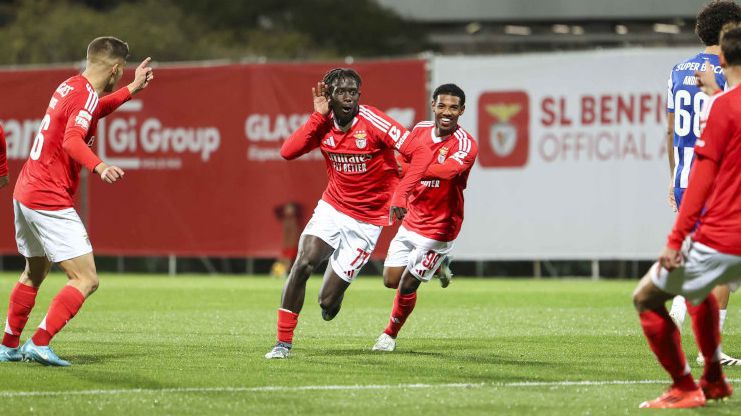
left=0, top=0, right=718, bottom=277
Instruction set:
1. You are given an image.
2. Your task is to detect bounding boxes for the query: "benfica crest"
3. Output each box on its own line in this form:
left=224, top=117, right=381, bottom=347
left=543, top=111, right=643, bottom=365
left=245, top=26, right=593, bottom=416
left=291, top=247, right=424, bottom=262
left=438, top=147, right=449, bottom=164
left=477, top=91, right=530, bottom=168
left=486, top=104, right=521, bottom=157
left=354, top=132, right=367, bottom=149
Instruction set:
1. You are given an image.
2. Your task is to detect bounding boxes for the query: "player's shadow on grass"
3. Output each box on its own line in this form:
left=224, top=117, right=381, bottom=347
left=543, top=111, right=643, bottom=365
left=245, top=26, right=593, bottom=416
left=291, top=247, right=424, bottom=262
left=66, top=351, right=140, bottom=365
left=69, top=367, right=165, bottom=389
left=310, top=348, right=447, bottom=358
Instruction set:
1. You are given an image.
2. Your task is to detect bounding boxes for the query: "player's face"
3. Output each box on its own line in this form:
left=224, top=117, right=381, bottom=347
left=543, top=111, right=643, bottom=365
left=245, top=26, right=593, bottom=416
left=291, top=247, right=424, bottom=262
left=105, top=59, right=126, bottom=93
left=432, top=94, right=465, bottom=135
left=329, top=78, right=360, bottom=124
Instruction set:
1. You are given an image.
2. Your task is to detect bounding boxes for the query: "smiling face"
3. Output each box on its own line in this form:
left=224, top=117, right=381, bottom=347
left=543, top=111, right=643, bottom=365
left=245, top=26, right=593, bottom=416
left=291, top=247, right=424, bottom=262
left=329, top=77, right=360, bottom=126
left=432, top=94, right=465, bottom=137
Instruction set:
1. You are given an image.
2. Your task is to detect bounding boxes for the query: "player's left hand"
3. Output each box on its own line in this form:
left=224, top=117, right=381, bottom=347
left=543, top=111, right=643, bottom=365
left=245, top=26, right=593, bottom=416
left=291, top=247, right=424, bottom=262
left=0, top=175, right=8, bottom=189
left=128, top=57, right=154, bottom=95
left=659, top=246, right=683, bottom=271
left=695, top=59, right=720, bottom=96
left=389, top=206, right=407, bottom=225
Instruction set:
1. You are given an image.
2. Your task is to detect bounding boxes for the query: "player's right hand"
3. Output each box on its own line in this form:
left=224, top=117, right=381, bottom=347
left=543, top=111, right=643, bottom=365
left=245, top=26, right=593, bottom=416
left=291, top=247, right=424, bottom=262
left=95, top=163, right=125, bottom=184
left=668, top=182, right=677, bottom=212
left=389, top=206, right=407, bottom=225
left=659, top=246, right=683, bottom=271
left=312, top=81, right=330, bottom=116
left=0, top=175, right=8, bottom=189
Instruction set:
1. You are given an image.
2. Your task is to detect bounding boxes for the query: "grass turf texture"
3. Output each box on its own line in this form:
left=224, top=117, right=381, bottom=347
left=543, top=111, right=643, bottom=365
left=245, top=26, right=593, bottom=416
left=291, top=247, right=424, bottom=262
left=0, top=273, right=739, bottom=415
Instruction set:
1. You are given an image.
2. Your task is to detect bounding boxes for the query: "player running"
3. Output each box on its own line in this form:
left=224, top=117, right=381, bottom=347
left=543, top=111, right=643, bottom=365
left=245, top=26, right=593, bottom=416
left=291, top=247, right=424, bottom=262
left=265, top=68, right=432, bottom=359
left=373, top=84, right=477, bottom=352
left=665, top=0, right=741, bottom=366
left=0, top=37, right=153, bottom=366
left=632, top=23, right=741, bottom=409
left=0, top=123, right=7, bottom=189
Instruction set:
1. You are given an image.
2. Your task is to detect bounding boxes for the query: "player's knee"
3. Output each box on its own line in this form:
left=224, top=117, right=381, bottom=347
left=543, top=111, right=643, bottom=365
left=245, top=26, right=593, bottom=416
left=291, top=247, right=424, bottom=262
left=382, top=269, right=401, bottom=289
left=291, top=258, right=316, bottom=279
left=632, top=284, right=658, bottom=312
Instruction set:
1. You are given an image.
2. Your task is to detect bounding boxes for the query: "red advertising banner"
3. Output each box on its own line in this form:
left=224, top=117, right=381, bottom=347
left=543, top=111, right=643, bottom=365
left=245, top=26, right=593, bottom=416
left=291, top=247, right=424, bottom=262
left=0, top=60, right=427, bottom=257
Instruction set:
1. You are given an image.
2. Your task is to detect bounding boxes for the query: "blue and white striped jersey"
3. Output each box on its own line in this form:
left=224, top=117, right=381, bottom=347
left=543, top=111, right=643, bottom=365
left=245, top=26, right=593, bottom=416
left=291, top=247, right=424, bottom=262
left=667, top=53, right=725, bottom=189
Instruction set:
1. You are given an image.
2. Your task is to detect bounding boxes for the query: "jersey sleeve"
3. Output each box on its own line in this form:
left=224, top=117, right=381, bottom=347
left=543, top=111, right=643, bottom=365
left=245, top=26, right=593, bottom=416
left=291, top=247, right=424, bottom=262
left=61, top=90, right=102, bottom=172
left=358, top=106, right=412, bottom=152
left=426, top=137, right=478, bottom=180
left=666, top=71, right=675, bottom=113
left=0, top=124, right=7, bottom=176
left=97, top=87, right=131, bottom=118
left=696, top=96, right=730, bottom=162
left=280, top=112, right=330, bottom=160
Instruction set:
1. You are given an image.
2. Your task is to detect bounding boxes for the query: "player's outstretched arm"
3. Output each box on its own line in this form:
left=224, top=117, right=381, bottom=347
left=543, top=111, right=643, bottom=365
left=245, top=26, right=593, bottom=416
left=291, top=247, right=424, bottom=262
left=280, top=82, right=331, bottom=160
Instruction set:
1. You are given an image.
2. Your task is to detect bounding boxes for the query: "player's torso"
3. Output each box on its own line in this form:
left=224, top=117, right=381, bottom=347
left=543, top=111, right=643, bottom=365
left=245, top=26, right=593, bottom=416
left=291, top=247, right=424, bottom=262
left=15, top=76, right=99, bottom=204
left=318, top=107, right=398, bottom=223
left=405, top=124, right=473, bottom=241
left=670, top=54, right=724, bottom=189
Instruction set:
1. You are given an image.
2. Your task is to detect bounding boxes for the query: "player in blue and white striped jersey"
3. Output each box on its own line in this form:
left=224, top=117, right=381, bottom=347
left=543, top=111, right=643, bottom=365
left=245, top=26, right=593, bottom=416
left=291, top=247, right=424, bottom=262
left=666, top=0, right=741, bottom=367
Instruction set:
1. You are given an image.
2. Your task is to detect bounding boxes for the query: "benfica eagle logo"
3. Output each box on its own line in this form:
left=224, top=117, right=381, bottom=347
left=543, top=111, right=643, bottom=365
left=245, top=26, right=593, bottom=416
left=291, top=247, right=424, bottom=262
left=354, top=132, right=367, bottom=149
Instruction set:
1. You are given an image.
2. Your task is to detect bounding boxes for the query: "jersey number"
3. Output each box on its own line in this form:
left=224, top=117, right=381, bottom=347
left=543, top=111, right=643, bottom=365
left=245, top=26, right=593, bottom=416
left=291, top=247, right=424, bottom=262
left=673, top=90, right=707, bottom=138
left=29, top=114, right=51, bottom=161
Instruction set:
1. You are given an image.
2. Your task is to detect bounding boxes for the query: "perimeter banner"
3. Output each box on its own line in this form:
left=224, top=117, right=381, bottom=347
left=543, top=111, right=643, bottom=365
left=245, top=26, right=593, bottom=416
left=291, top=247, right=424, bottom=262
left=0, top=59, right=427, bottom=257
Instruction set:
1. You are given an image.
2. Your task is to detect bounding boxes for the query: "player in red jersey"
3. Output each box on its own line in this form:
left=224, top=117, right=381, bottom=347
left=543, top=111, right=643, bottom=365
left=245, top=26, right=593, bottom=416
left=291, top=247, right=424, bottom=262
left=372, top=84, right=478, bottom=352
left=265, top=68, right=432, bottom=359
left=632, top=24, right=741, bottom=409
left=0, top=123, right=8, bottom=189
left=0, top=37, right=154, bottom=366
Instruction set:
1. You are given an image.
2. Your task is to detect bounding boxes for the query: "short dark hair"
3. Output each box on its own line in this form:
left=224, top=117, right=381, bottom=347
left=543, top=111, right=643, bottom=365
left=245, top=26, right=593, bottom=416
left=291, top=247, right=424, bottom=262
left=433, top=83, right=466, bottom=106
left=322, top=68, right=362, bottom=91
left=87, top=36, right=129, bottom=62
left=696, top=1, right=741, bottom=46
left=721, top=23, right=741, bottom=65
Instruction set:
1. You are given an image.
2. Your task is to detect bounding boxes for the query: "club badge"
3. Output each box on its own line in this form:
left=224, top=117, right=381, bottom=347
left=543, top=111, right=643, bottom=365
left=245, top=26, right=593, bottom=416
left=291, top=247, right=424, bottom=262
left=354, top=132, right=367, bottom=149
left=438, top=147, right=449, bottom=164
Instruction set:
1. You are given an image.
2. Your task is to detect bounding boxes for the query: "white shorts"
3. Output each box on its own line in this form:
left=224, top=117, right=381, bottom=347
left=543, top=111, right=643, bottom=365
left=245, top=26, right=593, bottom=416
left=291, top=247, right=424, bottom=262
left=651, top=240, right=741, bottom=305
left=384, top=226, right=454, bottom=282
left=14, top=199, right=93, bottom=263
left=302, top=200, right=382, bottom=283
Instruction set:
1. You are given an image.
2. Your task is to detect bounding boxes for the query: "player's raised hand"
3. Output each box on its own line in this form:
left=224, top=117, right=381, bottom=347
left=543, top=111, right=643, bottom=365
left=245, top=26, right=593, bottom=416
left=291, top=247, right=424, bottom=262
left=128, top=57, right=154, bottom=95
left=695, top=59, right=721, bottom=96
left=658, top=246, right=683, bottom=271
left=95, top=162, right=125, bottom=184
left=312, top=81, right=330, bottom=116
left=0, top=175, right=8, bottom=189
left=388, top=206, right=407, bottom=225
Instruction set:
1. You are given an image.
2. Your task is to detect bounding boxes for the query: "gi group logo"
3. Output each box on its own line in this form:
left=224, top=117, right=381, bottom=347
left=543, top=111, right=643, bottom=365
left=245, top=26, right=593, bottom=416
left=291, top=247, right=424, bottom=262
left=477, top=91, right=529, bottom=168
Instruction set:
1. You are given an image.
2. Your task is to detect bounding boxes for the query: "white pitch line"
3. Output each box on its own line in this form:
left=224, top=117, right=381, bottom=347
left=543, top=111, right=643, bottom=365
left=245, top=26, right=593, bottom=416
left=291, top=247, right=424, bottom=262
left=2, top=379, right=741, bottom=398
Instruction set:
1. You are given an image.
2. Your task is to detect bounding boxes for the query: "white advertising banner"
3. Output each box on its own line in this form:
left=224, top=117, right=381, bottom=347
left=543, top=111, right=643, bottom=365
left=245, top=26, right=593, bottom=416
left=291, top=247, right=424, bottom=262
left=432, top=47, right=701, bottom=259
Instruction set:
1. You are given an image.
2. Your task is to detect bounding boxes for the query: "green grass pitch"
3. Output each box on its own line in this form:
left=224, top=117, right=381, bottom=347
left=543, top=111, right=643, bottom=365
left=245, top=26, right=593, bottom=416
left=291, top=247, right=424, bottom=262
left=0, top=273, right=739, bottom=415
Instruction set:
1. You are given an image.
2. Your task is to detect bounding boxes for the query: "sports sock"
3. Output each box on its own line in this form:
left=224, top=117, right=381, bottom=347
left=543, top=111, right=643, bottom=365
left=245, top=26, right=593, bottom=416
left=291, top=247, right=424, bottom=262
left=2, top=283, right=39, bottom=348
left=31, top=286, right=85, bottom=346
left=384, top=290, right=417, bottom=338
left=277, top=308, right=299, bottom=345
left=686, top=295, right=722, bottom=382
left=639, top=307, right=696, bottom=391
left=669, top=295, right=687, bottom=327
left=719, top=309, right=727, bottom=332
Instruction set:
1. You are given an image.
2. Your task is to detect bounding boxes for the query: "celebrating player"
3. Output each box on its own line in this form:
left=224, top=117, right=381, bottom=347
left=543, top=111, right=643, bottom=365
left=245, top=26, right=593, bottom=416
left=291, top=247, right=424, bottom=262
left=0, top=37, right=154, bottom=366
left=373, top=84, right=477, bottom=352
left=265, top=68, right=432, bottom=359
left=632, top=23, right=741, bottom=409
left=665, top=0, right=741, bottom=366
left=0, top=123, right=7, bottom=189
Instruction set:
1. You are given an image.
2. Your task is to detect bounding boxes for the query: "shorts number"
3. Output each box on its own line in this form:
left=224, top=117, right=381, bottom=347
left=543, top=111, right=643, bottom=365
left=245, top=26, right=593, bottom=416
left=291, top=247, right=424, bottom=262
left=350, top=248, right=371, bottom=267
left=30, top=114, right=51, bottom=161
left=421, top=251, right=441, bottom=269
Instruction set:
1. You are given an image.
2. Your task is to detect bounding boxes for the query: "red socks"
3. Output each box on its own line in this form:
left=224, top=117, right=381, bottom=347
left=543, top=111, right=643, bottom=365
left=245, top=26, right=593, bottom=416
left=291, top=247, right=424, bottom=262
left=277, top=308, right=299, bottom=345
left=2, top=283, right=39, bottom=348
left=32, top=286, right=85, bottom=347
left=686, top=294, right=723, bottom=382
left=639, top=307, right=696, bottom=391
left=384, top=291, right=417, bottom=338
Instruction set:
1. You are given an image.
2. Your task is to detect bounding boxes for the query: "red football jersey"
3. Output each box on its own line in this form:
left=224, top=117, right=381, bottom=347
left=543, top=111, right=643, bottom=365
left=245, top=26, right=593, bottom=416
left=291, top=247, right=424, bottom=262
left=668, top=85, right=741, bottom=255
left=14, top=75, right=130, bottom=210
left=281, top=105, right=431, bottom=226
left=401, top=122, right=478, bottom=242
left=0, top=123, right=7, bottom=176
